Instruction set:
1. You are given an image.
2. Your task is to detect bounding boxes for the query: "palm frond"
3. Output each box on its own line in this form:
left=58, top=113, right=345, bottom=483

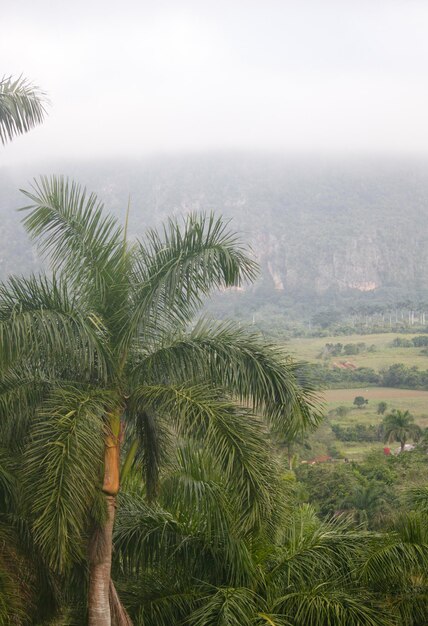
left=272, top=587, right=393, bottom=626
left=23, top=387, right=115, bottom=572
left=129, top=384, right=281, bottom=532
left=114, top=574, right=199, bottom=626
left=160, top=444, right=256, bottom=586
left=124, top=409, right=171, bottom=501
left=113, top=492, right=186, bottom=575
left=20, top=176, right=125, bottom=303
left=267, top=505, right=364, bottom=590
left=0, top=274, right=108, bottom=376
left=126, top=213, right=257, bottom=344
left=132, top=320, right=323, bottom=437
left=362, top=511, right=428, bottom=593
left=0, top=448, right=17, bottom=511
left=0, top=74, right=47, bottom=144
left=116, top=463, right=255, bottom=588
left=405, top=485, right=428, bottom=512
left=188, top=587, right=260, bottom=626
left=0, top=365, right=53, bottom=447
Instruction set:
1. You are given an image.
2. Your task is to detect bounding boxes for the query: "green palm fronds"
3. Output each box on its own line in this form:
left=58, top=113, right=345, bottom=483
left=0, top=75, right=47, bottom=144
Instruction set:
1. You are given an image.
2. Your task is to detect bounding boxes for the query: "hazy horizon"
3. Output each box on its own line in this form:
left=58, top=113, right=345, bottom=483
left=3, top=0, right=428, bottom=165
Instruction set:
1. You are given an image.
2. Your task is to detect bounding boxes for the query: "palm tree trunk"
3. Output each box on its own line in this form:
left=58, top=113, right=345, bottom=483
left=88, top=495, right=116, bottom=626
left=109, top=580, right=133, bottom=625
left=88, top=434, right=121, bottom=626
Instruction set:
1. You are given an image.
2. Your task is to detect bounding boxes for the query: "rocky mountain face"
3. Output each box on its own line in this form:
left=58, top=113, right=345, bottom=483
left=2, top=155, right=428, bottom=300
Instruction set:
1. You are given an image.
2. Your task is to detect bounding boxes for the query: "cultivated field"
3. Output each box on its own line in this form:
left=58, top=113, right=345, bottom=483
left=322, top=386, right=428, bottom=460
left=325, top=386, right=428, bottom=428
left=286, top=332, right=428, bottom=369
left=287, top=334, right=428, bottom=461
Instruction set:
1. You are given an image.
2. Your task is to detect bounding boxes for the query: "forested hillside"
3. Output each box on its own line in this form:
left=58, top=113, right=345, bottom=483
left=2, top=155, right=428, bottom=318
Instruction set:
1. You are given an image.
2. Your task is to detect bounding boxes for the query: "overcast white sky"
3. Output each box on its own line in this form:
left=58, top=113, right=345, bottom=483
left=3, top=0, right=428, bottom=164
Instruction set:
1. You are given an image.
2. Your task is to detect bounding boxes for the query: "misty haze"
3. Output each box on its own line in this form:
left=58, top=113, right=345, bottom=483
left=2, top=2, right=428, bottom=625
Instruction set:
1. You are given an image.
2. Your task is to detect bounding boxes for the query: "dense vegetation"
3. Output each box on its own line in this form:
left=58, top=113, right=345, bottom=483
left=306, top=361, right=428, bottom=390
left=296, top=447, right=428, bottom=528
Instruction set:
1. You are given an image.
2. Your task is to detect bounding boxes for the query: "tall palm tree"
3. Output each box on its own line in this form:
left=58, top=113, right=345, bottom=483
left=382, top=410, right=422, bottom=453
left=0, top=75, right=47, bottom=144
left=0, top=175, right=320, bottom=625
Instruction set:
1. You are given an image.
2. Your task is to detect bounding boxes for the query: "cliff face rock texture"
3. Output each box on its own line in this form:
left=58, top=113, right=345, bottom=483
left=2, top=156, right=428, bottom=297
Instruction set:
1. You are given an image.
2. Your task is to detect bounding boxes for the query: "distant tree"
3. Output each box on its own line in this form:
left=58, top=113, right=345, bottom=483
left=335, top=405, right=350, bottom=418
left=377, top=401, right=388, bottom=415
left=354, top=396, right=368, bottom=409
left=341, top=482, right=388, bottom=529
left=344, top=343, right=360, bottom=355
left=412, top=335, right=428, bottom=347
left=0, top=75, right=47, bottom=145
left=382, top=409, right=422, bottom=453
left=312, top=310, right=341, bottom=329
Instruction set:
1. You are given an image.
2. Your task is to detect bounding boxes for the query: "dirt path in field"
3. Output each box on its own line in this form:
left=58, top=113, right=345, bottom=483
left=325, top=387, right=428, bottom=402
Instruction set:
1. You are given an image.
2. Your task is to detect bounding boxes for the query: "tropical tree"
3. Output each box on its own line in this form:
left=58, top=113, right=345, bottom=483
left=0, top=175, right=321, bottom=625
left=340, top=482, right=390, bottom=529
left=363, top=511, right=428, bottom=625
left=382, top=410, right=422, bottom=453
left=354, top=396, right=368, bottom=409
left=0, top=74, right=47, bottom=145
left=377, top=401, right=387, bottom=415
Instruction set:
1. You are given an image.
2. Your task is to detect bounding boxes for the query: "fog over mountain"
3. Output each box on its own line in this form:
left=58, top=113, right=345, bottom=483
left=3, top=2, right=428, bottom=324
left=2, top=154, right=428, bottom=316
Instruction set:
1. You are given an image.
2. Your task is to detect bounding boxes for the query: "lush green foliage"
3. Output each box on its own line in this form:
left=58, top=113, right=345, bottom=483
left=296, top=449, right=428, bottom=529
left=307, top=361, right=428, bottom=390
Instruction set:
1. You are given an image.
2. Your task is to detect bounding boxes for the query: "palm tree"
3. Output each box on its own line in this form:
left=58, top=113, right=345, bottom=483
left=382, top=410, right=422, bottom=453
left=363, top=511, right=428, bottom=625
left=0, top=75, right=47, bottom=144
left=0, top=175, right=320, bottom=625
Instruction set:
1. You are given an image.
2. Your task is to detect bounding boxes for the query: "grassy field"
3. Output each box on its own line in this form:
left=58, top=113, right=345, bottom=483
left=286, top=332, right=428, bottom=369
left=325, top=386, right=428, bottom=427
left=322, top=386, right=428, bottom=460
left=286, top=333, right=428, bottom=461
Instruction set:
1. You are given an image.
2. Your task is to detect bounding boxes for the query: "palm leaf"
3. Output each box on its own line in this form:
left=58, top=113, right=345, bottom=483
left=160, top=444, right=256, bottom=586
left=123, top=409, right=171, bottom=501
left=188, top=587, right=260, bottom=626
left=114, top=573, right=199, bottom=626
left=129, top=384, right=281, bottom=532
left=363, top=512, right=428, bottom=591
left=132, top=320, right=323, bottom=437
left=272, top=587, right=393, bottom=626
left=0, top=365, right=53, bottom=447
left=267, top=505, right=365, bottom=590
left=20, top=176, right=125, bottom=304
left=113, top=491, right=187, bottom=575
left=126, top=213, right=257, bottom=345
left=23, top=387, right=115, bottom=572
left=0, top=274, right=108, bottom=376
left=0, top=74, right=47, bottom=144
